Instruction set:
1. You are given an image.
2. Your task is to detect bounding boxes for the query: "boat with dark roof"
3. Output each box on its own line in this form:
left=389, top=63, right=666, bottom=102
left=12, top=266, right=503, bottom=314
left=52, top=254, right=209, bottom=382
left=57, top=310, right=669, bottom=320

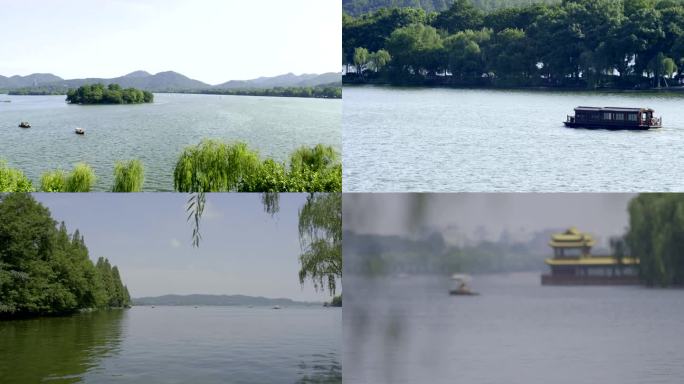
left=564, top=106, right=661, bottom=130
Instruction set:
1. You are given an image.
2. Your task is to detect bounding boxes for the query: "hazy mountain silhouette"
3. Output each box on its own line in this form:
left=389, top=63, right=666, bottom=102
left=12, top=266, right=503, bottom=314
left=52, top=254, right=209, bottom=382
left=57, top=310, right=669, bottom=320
left=132, top=294, right=321, bottom=306
left=0, top=71, right=341, bottom=92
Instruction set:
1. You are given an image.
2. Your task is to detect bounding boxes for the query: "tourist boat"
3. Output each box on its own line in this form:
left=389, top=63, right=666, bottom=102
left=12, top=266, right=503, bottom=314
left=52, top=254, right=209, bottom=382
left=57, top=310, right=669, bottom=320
left=272, top=305, right=281, bottom=310
left=74, top=127, right=85, bottom=135
left=18, top=121, right=31, bottom=128
left=564, top=106, right=661, bottom=130
left=449, top=274, right=479, bottom=296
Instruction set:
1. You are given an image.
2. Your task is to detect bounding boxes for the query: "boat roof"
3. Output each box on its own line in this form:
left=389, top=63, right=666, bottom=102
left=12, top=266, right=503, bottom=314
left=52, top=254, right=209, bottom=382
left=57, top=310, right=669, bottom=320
left=575, top=106, right=652, bottom=112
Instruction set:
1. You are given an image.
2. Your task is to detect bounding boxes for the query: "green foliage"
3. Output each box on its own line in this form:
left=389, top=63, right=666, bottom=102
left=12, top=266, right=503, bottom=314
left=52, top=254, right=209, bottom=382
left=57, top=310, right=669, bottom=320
left=0, top=194, right=129, bottom=317
left=626, top=194, right=684, bottom=286
left=344, top=0, right=684, bottom=88
left=65, top=163, right=96, bottom=192
left=8, top=86, right=67, bottom=95
left=66, top=83, right=154, bottom=104
left=40, top=170, right=67, bottom=192
left=0, top=160, right=33, bottom=192
left=330, top=294, right=342, bottom=307
left=112, top=159, right=144, bottom=192
left=174, top=140, right=341, bottom=192
left=174, top=140, right=262, bottom=192
left=298, top=193, right=342, bottom=295
left=182, top=85, right=341, bottom=99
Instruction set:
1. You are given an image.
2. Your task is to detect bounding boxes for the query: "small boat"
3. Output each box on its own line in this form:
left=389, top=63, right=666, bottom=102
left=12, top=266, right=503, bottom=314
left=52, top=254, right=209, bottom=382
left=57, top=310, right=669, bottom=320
left=564, top=106, right=661, bottom=130
left=74, top=127, right=85, bottom=135
left=449, top=274, right=479, bottom=296
left=18, top=121, right=30, bottom=128
left=272, top=305, right=281, bottom=310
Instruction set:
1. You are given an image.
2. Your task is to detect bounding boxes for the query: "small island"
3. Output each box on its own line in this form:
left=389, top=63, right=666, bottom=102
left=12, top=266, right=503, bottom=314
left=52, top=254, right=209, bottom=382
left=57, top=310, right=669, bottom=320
left=66, top=83, right=153, bottom=105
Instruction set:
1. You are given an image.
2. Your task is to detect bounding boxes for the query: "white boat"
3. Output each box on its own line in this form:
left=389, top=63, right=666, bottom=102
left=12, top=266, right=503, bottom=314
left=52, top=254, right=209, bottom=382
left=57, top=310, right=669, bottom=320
left=74, top=127, right=85, bottom=135
left=449, top=274, right=479, bottom=296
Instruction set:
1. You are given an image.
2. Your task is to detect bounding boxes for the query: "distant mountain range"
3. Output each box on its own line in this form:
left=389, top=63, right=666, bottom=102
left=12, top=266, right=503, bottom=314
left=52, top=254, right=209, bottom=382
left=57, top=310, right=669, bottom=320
left=132, top=294, right=321, bottom=307
left=0, top=71, right=341, bottom=92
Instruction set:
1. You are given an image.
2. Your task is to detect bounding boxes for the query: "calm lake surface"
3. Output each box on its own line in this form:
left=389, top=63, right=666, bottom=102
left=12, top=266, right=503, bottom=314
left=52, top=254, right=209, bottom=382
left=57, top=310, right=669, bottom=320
left=343, top=86, right=684, bottom=192
left=0, top=306, right=341, bottom=383
left=0, top=94, right=340, bottom=191
left=344, top=272, right=684, bottom=384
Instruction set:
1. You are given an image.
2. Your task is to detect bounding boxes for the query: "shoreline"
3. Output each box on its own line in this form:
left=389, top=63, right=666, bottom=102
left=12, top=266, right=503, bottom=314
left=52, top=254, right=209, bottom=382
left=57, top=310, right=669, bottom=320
left=342, top=77, right=684, bottom=94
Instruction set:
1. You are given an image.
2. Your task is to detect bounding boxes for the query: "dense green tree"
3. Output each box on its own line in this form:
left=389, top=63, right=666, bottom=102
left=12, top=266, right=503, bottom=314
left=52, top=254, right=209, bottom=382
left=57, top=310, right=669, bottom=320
left=386, top=23, right=444, bottom=74
left=0, top=194, right=129, bottom=317
left=626, top=194, right=684, bottom=286
left=344, top=0, right=684, bottom=88
left=66, top=83, right=153, bottom=104
left=432, top=0, right=484, bottom=32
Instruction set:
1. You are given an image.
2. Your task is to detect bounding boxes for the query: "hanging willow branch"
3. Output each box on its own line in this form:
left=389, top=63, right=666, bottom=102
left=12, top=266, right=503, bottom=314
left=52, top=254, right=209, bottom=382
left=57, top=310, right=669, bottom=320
left=186, top=192, right=206, bottom=247
left=298, top=193, right=342, bottom=295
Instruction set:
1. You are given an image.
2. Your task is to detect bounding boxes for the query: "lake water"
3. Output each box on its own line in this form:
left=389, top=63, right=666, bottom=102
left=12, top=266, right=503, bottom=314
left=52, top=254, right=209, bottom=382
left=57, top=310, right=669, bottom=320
left=343, top=272, right=684, bottom=384
left=0, top=94, right=340, bottom=191
left=343, top=86, right=684, bottom=192
left=0, top=306, right=341, bottom=383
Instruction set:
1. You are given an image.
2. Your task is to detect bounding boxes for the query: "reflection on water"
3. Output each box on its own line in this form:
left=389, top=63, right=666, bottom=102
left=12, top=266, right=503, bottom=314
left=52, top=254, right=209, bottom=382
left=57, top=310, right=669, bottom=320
left=343, top=273, right=684, bottom=384
left=0, top=310, right=126, bottom=383
left=0, top=306, right=340, bottom=384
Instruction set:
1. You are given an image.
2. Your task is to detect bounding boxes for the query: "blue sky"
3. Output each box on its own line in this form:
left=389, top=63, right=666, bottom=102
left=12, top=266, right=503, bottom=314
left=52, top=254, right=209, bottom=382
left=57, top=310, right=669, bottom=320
left=33, top=193, right=332, bottom=301
left=0, top=0, right=341, bottom=84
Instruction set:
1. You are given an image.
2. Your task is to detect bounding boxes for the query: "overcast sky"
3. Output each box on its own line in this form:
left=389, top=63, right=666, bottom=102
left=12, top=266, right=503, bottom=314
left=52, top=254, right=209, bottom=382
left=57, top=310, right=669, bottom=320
left=33, top=193, right=330, bottom=301
left=344, top=193, right=636, bottom=246
left=0, top=0, right=341, bottom=84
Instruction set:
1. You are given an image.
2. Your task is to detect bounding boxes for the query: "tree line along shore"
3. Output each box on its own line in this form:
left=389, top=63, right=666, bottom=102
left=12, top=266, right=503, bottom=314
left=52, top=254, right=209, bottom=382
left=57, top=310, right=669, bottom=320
left=0, top=142, right=341, bottom=193
left=0, top=194, right=131, bottom=318
left=343, top=0, right=684, bottom=89
left=5, top=83, right=341, bottom=99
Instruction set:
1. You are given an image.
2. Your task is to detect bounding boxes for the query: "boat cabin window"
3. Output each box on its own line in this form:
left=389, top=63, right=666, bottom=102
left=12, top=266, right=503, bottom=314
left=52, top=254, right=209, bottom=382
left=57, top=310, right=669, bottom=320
left=603, top=112, right=612, bottom=120
left=642, top=112, right=647, bottom=120
left=614, top=112, right=625, bottom=120
left=628, top=113, right=637, bottom=121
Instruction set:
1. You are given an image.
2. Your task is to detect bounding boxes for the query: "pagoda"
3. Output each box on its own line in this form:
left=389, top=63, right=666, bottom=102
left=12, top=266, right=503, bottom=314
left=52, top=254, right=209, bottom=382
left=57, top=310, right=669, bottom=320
left=541, top=227, right=640, bottom=285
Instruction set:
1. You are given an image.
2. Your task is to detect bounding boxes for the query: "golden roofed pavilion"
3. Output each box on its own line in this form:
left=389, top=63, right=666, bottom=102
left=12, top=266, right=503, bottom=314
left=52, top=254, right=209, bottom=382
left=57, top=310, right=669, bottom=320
left=541, top=227, right=640, bottom=285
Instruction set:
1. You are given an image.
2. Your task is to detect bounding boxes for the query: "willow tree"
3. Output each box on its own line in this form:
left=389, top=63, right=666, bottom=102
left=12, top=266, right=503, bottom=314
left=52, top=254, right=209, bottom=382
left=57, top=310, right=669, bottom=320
left=112, top=159, right=145, bottom=192
left=626, top=194, right=684, bottom=286
left=0, top=160, right=33, bottom=192
left=185, top=192, right=342, bottom=296
left=297, top=193, right=342, bottom=295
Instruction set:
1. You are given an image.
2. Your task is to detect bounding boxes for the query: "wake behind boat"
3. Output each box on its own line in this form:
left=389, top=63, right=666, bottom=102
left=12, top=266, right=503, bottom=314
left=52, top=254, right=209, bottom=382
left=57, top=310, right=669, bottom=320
left=564, top=106, right=661, bottom=130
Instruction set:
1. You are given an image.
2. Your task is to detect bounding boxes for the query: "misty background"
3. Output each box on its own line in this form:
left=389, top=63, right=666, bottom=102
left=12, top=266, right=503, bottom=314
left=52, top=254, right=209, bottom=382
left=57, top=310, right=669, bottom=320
left=344, top=193, right=636, bottom=274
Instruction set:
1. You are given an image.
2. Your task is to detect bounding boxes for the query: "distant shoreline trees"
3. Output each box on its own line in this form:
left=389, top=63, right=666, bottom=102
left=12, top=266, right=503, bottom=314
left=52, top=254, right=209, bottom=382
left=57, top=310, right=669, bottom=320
left=344, top=0, right=684, bottom=89
left=66, top=84, right=153, bottom=104
left=0, top=194, right=130, bottom=317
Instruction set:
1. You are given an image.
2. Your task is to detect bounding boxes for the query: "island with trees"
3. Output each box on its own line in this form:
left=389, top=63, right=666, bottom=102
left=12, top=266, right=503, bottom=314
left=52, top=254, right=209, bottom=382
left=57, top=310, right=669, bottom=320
left=0, top=194, right=131, bottom=318
left=66, top=83, right=153, bottom=104
left=344, top=0, right=684, bottom=89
